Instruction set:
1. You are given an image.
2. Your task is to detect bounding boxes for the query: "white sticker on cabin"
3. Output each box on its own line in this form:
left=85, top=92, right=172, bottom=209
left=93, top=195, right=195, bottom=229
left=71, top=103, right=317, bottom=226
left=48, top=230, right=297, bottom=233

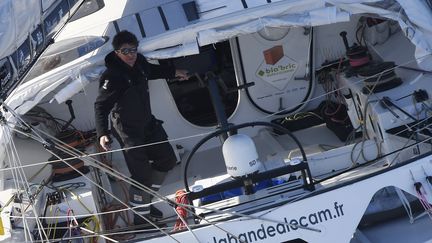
left=255, top=54, right=298, bottom=91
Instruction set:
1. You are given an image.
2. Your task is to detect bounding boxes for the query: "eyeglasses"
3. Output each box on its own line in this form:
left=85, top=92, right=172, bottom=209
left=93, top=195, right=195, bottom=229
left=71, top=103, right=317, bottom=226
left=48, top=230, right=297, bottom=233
left=117, top=47, right=138, bottom=55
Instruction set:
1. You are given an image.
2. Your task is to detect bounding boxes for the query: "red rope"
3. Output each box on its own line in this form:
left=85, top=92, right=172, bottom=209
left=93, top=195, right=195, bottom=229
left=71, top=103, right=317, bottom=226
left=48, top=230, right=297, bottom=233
left=349, top=56, right=370, bottom=68
left=173, top=189, right=190, bottom=231
left=415, top=184, right=432, bottom=220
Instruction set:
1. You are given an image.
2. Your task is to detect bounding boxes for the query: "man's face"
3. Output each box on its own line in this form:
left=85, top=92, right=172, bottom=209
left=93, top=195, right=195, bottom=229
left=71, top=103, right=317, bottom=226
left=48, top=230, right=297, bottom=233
left=115, top=43, right=138, bottom=67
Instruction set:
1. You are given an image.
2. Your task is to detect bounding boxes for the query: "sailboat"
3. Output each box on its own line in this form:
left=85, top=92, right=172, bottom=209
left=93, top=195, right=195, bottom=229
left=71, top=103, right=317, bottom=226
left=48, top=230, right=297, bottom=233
left=1, top=0, right=432, bottom=242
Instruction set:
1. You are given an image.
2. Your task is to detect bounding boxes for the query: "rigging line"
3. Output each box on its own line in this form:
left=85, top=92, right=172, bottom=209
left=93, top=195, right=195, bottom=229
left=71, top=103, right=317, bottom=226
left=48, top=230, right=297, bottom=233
left=3, top=48, right=432, bottom=169
left=79, top=226, right=119, bottom=243
left=29, top=229, right=120, bottom=243
left=349, top=129, right=430, bottom=173
left=387, top=130, right=417, bottom=166
left=23, top=116, right=430, bottom=171
left=31, top=223, right=187, bottom=243
left=350, top=95, right=371, bottom=165
left=3, top=123, right=184, bottom=224
left=46, top=145, right=197, bottom=242
left=10, top=123, right=250, bottom=243
left=0, top=125, right=212, bottom=172
left=3, top=107, right=432, bottom=225
left=3, top=120, right=140, bottom=193
left=8, top=130, right=418, bottom=240
left=44, top=150, right=181, bottom=243
left=171, top=207, right=201, bottom=243
left=168, top=206, right=250, bottom=243
left=338, top=134, right=432, bottom=183
left=1, top=125, right=50, bottom=242
left=395, top=187, right=414, bottom=223
left=352, top=86, right=424, bottom=143
left=261, top=52, right=432, bottom=120
left=40, top=130, right=172, bottom=203
left=18, top=121, right=305, bottom=239
left=353, top=98, right=380, bottom=164
left=3, top=126, right=33, bottom=241
left=48, top=144, right=245, bottom=243
left=11, top=188, right=317, bottom=235
left=3, top=119, right=189, bottom=224
left=261, top=134, right=432, bottom=218
left=73, top=224, right=184, bottom=242
left=2, top=103, right=47, bottom=144
left=9, top=206, right=166, bottom=220
left=1, top=126, right=33, bottom=241
left=5, top=127, right=51, bottom=242
left=3, top=101, right=432, bottom=206
left=175, top=202, right=322, bottom=233
left=4, top=99, right=431, bottom=173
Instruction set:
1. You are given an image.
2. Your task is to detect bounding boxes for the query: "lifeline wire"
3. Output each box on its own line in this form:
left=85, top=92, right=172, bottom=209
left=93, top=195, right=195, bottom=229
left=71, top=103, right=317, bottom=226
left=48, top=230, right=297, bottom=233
left=2, top=113, right=248, bottom=243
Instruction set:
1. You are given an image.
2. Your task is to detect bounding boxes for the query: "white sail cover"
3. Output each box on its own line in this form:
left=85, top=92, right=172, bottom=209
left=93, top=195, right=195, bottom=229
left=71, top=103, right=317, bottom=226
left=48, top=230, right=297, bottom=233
left=0, top=0, right=41, bottom=58
left=0, top=0, right=72, bottom=59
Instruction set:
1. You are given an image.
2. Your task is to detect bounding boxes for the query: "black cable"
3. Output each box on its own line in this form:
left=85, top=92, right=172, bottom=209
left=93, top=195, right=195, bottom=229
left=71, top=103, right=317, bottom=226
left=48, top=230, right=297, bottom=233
left=26, top=114, right=78, bottom=131
left=183, top=121, right=308, bottom=192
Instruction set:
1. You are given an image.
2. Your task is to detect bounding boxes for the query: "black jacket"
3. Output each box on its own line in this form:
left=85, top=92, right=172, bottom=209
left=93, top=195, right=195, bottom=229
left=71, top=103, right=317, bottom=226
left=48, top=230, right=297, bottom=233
left=94, top=51, right=175, bottom=139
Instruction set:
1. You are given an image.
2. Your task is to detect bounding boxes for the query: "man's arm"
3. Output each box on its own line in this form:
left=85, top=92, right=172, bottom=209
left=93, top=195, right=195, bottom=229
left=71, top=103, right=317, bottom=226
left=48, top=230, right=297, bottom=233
left=146, top=62, right=176, bottom=80
left=140, top=55, right=188, bottom=80
left=94, top=77, right=121, bottom=150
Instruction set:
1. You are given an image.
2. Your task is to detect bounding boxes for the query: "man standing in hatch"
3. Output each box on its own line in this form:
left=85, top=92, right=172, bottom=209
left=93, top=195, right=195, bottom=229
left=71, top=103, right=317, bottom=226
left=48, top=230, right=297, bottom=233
left=94, top=30, right=188, bottom=225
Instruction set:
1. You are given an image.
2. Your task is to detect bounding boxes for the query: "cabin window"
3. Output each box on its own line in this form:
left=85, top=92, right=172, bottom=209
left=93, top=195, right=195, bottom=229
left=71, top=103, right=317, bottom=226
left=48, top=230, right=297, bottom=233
left=161, top=42, right=238, bottom=127
left=23, top=36, right=108, bottom=82
left=70, top=0, right=105, bottom=22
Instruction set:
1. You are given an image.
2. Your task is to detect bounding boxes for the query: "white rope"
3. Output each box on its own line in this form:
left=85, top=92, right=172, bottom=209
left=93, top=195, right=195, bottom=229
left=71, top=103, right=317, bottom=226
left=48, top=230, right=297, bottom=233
left=1, top=118, right=184, bottom=242
left=1, top=125, right=50, bottom=242
left=27, top=122, right=238, bottom=243
left=262, top=52, right=432, bottom=119
left=46, top=137, right=246, bottom=242
left=2, top=120, right=261, bottom=242
left=395, top=187, right=414, bottom=223
left=46, top=148, right=181, bottom=242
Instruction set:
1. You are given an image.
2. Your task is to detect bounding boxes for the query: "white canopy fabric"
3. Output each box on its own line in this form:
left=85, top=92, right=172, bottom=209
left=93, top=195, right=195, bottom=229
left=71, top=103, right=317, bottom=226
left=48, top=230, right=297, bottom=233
left=2, top=0, right=431, bottom=62
left=1, top=0, right=432, bottom=120
left=0, top=0, right=41, bottom=58
left=140, top=0, right=432, bottom=66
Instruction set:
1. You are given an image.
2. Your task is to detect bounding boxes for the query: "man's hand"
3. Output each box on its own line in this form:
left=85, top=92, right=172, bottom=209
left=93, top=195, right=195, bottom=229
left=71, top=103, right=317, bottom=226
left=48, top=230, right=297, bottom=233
left=99, top=135, right=111, bottom=151
left=175, top=69, right=189, bottom=81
